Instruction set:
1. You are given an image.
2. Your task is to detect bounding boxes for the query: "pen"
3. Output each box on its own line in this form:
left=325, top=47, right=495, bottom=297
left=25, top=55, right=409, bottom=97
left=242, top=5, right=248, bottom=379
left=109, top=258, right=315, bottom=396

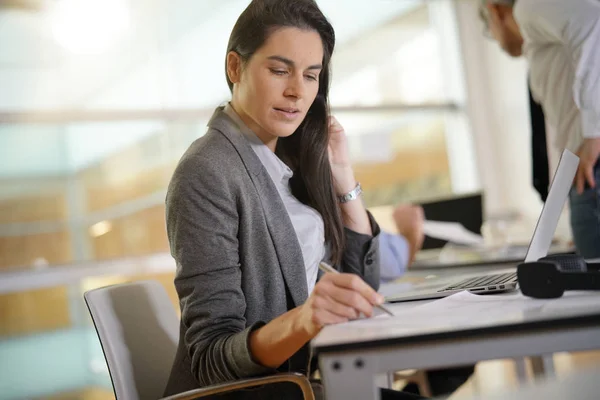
left=318, top=262, right=395, bottom=316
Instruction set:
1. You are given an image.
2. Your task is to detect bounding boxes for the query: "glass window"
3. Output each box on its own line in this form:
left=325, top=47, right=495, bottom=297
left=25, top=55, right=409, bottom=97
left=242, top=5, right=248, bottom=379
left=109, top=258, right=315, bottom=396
left=336, top=110, right=454, bottom=207
left=330, top=3, right=449, bottom=106
left=0, top=1, right=479, bottom=398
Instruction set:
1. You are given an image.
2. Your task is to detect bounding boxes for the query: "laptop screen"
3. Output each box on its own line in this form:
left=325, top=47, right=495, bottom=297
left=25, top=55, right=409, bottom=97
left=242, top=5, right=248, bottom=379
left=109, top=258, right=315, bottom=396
left=524, top=149, right=579, bottom=262
left=420, top=193, right=484, bottom=250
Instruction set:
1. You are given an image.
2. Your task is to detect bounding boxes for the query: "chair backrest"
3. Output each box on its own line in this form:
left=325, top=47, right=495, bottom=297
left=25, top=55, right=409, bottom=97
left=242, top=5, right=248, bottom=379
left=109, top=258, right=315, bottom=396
left=84, top=280, right=179, bottom=400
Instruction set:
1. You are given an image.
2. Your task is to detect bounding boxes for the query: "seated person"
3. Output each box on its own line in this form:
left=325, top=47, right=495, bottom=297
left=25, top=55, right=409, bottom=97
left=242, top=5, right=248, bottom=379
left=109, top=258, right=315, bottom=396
left=163, top=1, right=424, bottom=399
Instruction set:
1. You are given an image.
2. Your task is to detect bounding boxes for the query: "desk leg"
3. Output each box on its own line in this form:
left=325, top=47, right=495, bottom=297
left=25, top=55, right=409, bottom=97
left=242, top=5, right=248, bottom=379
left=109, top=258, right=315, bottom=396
left=384, top=372, right=393, bottom=389
left=530, top=355, right=555, bottom=379
left=514, top=357, right=528, bottom=384
left=319, top=353, right=380, bottom=400
left=543, top=355, right=556, bottom=377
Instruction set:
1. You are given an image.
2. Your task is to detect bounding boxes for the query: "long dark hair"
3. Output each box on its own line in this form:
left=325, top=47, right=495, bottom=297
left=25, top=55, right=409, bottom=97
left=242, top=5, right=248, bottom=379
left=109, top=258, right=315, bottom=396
left=225, top=0, right=344, bottom=265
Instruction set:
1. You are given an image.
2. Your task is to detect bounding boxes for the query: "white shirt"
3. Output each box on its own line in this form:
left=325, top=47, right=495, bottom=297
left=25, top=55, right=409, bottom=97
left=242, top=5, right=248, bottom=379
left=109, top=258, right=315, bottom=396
left=514, top=0, right=600, bottom=153
left=223, top=104, right=326, bottom=295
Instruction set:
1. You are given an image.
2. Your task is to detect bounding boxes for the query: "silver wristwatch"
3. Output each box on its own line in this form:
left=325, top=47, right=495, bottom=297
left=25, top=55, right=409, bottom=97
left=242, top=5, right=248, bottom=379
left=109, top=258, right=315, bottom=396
left=338, top=182, right=362, bottom=203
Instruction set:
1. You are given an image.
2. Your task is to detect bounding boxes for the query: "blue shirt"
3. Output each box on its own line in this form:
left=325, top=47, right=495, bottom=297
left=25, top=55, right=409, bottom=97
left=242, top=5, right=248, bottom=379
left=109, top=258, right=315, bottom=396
left=379, top=231, right=410, bottom=282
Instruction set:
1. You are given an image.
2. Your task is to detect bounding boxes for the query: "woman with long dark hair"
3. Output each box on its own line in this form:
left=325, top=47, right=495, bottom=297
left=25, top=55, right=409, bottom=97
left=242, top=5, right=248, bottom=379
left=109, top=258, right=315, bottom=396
left=164, top=1, right=423, bottom=398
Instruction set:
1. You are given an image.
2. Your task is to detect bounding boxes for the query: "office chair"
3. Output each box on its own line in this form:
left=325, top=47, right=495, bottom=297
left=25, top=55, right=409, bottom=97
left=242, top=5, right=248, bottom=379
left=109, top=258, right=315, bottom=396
left=84, top=280, right=314, bottom=400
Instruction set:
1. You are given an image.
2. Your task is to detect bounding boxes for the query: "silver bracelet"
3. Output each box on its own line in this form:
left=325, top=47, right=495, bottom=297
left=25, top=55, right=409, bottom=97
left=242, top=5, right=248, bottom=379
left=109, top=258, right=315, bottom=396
left=338, top=182, right=362, bottom=203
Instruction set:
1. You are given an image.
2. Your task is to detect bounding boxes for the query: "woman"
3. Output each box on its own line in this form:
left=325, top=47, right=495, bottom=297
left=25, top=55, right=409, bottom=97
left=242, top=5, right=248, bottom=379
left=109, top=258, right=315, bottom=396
left=164, top=1, right=423, bottom=398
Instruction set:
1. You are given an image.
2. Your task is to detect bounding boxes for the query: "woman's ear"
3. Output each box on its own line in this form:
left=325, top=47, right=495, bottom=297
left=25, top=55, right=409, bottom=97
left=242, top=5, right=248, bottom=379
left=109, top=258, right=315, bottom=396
left=226, top=51, right=242, bottom=84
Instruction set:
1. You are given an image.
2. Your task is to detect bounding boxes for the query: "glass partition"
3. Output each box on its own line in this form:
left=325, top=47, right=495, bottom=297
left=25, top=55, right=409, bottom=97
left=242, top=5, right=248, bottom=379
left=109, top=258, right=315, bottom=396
left=0, top=0, right=475, bottom=398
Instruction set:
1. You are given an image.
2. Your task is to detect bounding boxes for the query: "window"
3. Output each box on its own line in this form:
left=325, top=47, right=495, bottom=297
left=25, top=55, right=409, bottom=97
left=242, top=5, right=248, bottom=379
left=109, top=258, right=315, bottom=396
left=0, top=1, right=478, bottom=397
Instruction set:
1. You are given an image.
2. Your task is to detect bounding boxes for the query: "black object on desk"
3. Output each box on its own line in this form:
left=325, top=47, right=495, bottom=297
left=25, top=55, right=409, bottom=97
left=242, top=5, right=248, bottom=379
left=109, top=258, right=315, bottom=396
left=518, top=255, right=600, bottom=299
left=540, top=253, right=588, bottom=272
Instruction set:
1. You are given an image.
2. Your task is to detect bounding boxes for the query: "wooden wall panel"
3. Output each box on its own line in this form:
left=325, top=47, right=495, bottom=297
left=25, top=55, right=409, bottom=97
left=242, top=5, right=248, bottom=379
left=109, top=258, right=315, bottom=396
left=91, top=205, right=169, bottom=260
left=0, top=178, right=68, bottom=223
left=354, top=119, right=449, bottom=187
left=42, top=387, right=115, bottom=400
left=78, top=128, right=178, bottom=212
left=83, top=164, right=174, bottom=212
left=0, top=231, right=72, bottom=269
left=0, top=195, right=67, bottom=224
left=355, top=149, right=450, bottom=190
left=0, top=286, right=71, bottom=337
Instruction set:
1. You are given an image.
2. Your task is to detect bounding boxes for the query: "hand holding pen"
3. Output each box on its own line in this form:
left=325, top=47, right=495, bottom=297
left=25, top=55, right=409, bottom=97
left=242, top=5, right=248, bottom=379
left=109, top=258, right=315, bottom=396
left=319, top=262, right=394, bottom=316
left=298, top=262, right=394, bottom=336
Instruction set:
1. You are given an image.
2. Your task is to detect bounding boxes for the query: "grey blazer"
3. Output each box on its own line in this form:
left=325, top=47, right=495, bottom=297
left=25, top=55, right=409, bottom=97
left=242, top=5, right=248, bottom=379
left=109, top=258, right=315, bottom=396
left=163, top=107, right=381, bottom=399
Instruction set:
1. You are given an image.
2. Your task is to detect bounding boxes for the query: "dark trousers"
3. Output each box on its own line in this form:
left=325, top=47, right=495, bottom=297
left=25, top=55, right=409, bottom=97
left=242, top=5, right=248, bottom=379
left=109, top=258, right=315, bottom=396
left=569, top=160, right=600, bottom=259
left=403, top=365, right=476, bottom=397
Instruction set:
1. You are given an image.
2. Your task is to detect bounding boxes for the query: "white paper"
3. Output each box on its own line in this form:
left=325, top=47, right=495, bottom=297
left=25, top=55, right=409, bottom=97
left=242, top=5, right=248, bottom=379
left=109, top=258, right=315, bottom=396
left=313, top=290, right=600, bottom=348
left=406, top=290, right=600, bottom=324
left=422, top=220, right=484, bottom=246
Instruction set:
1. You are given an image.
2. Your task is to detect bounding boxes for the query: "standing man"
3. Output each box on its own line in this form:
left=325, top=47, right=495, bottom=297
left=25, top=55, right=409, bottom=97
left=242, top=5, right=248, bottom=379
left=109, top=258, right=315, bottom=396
left=480, top=0, right=600, bottom=258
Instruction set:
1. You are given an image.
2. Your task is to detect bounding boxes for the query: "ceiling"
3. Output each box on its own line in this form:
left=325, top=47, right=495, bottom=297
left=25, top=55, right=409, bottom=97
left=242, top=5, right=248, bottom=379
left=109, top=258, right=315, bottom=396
left=0, top=0, right=423, bottom=111
left=0, top=0, right=429, bottom=178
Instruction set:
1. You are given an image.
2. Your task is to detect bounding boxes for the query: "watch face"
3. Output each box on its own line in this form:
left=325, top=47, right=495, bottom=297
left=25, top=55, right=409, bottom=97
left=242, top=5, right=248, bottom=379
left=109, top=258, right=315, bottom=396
left=339, top=183, right=361, bottom=203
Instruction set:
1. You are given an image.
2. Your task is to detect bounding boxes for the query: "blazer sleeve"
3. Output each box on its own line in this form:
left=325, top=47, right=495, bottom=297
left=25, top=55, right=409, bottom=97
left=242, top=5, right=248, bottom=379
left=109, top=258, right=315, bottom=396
left=339, top=211, right=381, bottom=291
left=165, top=153, right=274, bottom=387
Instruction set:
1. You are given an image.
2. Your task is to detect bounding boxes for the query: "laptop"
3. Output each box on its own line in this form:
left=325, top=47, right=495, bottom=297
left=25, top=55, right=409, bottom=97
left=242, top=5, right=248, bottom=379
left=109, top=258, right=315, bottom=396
left=384, top=149, right=579, bottom=303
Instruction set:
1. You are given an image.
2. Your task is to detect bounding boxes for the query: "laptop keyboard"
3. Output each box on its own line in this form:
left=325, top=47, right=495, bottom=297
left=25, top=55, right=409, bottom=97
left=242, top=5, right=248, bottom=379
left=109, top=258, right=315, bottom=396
left=438, top=272, right=517, bottom=292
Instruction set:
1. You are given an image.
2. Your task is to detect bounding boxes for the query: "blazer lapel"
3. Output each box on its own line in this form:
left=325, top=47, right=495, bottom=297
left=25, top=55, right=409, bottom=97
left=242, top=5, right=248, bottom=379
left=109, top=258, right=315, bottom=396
left=208, top=108, right=309, bottom=307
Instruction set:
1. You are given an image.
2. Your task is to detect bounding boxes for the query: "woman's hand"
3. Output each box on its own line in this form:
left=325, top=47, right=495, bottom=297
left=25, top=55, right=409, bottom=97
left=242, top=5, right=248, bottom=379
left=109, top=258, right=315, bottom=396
left=327, top=116, right=357, bottom=195
left=297, top=272, right=385, bottom=337
left=327, top=115, right=372, bottom=234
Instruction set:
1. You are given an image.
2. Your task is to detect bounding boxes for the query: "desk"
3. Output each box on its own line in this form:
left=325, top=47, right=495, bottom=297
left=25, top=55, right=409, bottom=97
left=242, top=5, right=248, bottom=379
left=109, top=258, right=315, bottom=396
left=312, top=290, right=600, bottom=400
left=412, top=243, right=574, bottom=271
left=380, top=263, right=571, bottom=384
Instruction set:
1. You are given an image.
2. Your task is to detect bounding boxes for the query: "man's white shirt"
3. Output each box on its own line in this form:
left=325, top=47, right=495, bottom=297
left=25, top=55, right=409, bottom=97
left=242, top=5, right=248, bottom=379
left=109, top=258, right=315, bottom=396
left=515, top=0, right=600, bottom=153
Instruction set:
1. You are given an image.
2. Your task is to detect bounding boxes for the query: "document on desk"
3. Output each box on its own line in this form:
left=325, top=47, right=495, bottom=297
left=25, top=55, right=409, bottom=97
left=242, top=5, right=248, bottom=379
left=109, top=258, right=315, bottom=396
left=422, top=220, right=484, bottom=246
left=314, top=291, right=600, bottom=347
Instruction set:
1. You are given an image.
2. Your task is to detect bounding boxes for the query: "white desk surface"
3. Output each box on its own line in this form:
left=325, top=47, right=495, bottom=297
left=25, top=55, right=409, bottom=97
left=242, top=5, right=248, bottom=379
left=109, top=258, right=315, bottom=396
left=412, top=243, right=575, bottom=270
left=314, top=290, right=600, bottom=400
left=312, top=290, right=600, bottom=351
left=315, top=261, right=600, bottom=400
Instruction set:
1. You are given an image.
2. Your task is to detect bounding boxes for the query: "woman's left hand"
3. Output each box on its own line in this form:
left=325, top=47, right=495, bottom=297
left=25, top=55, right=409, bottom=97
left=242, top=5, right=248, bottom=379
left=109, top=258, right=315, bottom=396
left=327, top=116, right=356, bottom=194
